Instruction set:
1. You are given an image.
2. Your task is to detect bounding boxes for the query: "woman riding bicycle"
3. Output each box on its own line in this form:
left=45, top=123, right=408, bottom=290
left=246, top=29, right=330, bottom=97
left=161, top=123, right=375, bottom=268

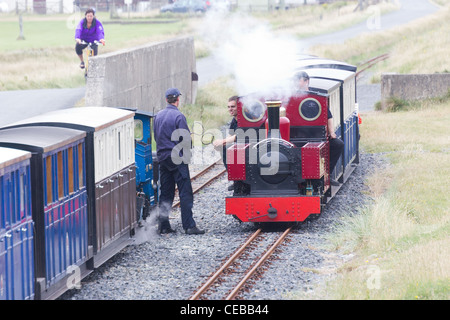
left=75, top=8, right=105, bottom=69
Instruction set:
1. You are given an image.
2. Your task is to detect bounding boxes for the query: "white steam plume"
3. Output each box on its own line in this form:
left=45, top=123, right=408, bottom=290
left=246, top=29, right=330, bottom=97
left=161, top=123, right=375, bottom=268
left=133, top=207, right=160, bottom=245
left=197, top=9, right=305, bottom=96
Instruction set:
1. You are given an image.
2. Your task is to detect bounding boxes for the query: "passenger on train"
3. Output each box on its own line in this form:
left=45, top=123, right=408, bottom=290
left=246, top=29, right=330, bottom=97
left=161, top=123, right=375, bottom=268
left=296, top=71, right=311, bottom=92
left=153, top=88, right=205, bottom=235
left=295, top=71, right=344, bottom=186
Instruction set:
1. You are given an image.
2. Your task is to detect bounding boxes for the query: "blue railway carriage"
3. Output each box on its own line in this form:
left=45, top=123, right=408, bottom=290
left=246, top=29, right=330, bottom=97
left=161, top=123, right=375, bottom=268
left=2, top=107, right=137, bottom=269
left=0, top=127, right=88, bottom=300
left=0, top=147, right=33, bottom=300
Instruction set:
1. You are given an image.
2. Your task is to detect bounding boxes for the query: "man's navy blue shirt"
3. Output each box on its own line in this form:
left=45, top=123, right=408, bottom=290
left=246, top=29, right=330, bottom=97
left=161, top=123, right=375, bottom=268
left=154, top=104, right=191, bottom=162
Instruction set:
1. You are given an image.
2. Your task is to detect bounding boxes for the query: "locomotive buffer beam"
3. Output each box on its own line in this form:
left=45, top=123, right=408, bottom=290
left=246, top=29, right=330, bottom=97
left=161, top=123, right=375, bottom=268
left=248, top=203, right=278, bottom=220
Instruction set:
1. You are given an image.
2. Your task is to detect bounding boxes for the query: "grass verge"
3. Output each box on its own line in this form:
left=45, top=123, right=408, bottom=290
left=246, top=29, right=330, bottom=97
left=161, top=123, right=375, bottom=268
left=317, top=97, right=450, bottom=300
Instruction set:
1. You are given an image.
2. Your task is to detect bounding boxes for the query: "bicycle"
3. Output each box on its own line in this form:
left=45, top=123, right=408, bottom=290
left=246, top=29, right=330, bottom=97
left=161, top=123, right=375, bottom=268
left=80, top=40, right=101, bottom=81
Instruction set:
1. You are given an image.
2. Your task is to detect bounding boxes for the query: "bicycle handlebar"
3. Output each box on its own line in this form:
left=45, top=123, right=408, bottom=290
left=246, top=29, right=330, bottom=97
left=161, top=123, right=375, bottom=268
left=80, top=40, right=101, bottom=46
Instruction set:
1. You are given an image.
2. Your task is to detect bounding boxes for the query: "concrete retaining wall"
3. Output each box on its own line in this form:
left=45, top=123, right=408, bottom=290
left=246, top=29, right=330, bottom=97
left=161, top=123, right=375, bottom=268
left=85, top=36, right=197, bottom=114
left=381, top=73, right=450, bottom=109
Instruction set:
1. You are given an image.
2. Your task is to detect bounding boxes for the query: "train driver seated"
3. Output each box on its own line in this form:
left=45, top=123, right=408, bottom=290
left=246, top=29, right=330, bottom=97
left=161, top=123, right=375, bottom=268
left=295, top=71, right=311, bottom=92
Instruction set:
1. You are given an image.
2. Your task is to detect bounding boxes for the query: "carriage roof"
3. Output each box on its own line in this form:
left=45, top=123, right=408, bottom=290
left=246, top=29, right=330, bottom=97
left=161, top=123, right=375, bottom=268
left=1, top=106, right=135, bottom=133
left=308, top=78, right=341, bottom=94
left=294, top=56, right=357, bottom=72
left=301, top=67, right=356, bottom=83
left=0, top=126, right=86, bottom=154
left=0, top=147, right=31, bottom=170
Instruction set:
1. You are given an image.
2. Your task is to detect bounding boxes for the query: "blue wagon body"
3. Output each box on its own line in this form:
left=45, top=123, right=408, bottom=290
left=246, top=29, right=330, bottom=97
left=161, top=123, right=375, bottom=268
left=132, top=110, right=157, bottom=220
left=0, top=147, right=34, bottom=300
left=0, top=126, right=89, bottom=300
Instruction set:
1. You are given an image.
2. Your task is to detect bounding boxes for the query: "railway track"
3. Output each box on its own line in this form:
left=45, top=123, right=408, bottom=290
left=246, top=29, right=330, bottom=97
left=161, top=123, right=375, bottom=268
left=172, top=159, right=227, bottom=208
left=189, top=227, right=293, bottom=300
left=356, top=53, right=389, bottom=81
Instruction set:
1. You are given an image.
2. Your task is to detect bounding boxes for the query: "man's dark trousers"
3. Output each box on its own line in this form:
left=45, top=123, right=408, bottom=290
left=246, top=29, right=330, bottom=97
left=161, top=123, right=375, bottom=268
left=158, top=158, right=195, bottom=230
left=329, top=137, right=344, bottom=175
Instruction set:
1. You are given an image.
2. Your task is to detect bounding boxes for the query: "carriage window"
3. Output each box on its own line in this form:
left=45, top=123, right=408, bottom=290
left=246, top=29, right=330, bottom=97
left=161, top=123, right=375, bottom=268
left=57, top=151, right=64, bottom=200
left=20, top=173, right=25, bottom=220
left=78, top=144, right=84, bottom=188
left=9, top=182, right=14, bottom=224
left=45, top=156, right=52, bottom=205
left=68, top=147, right=74, bottom=194
left=242, top=99, right=266, bottom=123
left=0, top=177, right=3, bottom=229
left=134, top=119, right=143, bottom=141
left=299, top=98, right=322, bottom=121
left=118, top=132, right=121, bottom=161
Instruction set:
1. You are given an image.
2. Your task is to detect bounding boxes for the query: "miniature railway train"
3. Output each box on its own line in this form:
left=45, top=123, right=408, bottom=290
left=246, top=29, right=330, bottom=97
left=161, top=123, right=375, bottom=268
left=0, top=107, right=158, bottom=300
left=0, top=55, right=359, bottom=300
left=225, top=56, right=360, bottom=223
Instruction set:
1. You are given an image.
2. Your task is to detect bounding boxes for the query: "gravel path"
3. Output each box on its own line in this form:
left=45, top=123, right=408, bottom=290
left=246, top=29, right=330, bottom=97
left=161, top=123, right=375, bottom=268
left=60, top=151, right=388, bottom=300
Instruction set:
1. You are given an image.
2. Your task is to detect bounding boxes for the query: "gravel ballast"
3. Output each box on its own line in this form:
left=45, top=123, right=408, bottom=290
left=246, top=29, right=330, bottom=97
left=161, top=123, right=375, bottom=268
left=60, top=151, right=388, bottom=300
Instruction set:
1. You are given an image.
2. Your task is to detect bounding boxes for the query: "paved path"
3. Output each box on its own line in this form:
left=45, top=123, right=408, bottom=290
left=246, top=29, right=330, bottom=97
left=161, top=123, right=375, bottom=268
left=0, top=0, right=439, bottom=127
left=301, top=0, right=438, bottom=49
left=0, top=87, right=85, bottom=127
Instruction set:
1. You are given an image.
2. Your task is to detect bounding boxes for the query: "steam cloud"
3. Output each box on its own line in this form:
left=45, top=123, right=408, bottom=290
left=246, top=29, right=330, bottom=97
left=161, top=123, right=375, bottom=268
left=197, top=8, right=305, bottom=96
left=133, top=206, right=160, bottom=245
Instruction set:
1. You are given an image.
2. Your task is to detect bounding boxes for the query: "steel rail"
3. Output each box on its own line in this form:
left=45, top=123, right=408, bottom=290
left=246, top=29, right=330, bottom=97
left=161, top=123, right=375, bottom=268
left=172, top=159, right=226, bottom=208
left=190, top=158, right=223, bottom=180
left=189, top=228, right=262, bottom=300
left=172, top=167, right=226, bottom=208
left=356, top=53, right=389, bottom=80
left=192, top=168, right=227, bottom=195
left=174, top=158, right=222, bottom=193
left=225, top=226, right=292, bottom=300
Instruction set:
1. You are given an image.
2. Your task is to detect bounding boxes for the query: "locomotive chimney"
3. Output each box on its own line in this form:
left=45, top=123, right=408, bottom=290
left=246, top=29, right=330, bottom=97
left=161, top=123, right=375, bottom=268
left=265, top=100, right=281, bottom=139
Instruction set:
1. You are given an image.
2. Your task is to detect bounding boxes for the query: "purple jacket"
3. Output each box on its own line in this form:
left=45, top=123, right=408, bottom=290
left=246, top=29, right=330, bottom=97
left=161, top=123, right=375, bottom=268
left=75, top=18, right=105, bottom=43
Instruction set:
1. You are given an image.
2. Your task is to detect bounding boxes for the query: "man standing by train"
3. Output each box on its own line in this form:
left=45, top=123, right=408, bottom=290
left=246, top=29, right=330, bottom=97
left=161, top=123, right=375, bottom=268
left=213, top=95, right=238, bottom=165
left=153, top=88, right=205, bottom=235
left=213, top=95, right=239, bottom=191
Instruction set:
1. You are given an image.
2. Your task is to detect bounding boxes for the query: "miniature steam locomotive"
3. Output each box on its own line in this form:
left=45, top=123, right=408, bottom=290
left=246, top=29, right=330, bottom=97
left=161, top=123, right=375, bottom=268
left=225, top=56, right=360, bottom=223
